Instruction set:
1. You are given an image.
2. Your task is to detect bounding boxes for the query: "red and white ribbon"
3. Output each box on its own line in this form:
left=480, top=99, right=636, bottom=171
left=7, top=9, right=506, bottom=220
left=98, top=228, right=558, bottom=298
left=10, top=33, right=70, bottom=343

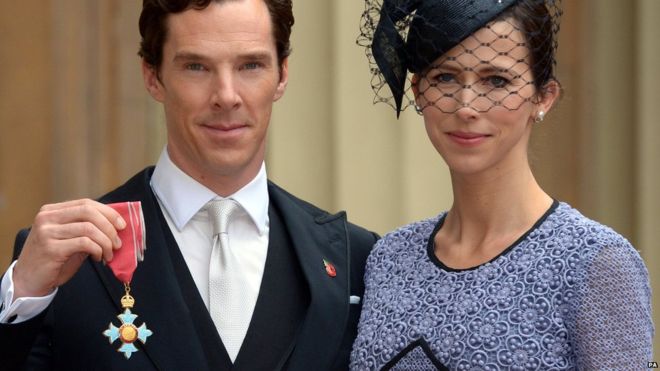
left=107, top=201, right=146, bottom=284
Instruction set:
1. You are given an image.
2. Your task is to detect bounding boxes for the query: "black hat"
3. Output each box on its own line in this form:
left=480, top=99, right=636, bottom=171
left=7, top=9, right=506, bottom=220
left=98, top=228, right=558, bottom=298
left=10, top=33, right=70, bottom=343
left=358, top=0, right=562, bottom=116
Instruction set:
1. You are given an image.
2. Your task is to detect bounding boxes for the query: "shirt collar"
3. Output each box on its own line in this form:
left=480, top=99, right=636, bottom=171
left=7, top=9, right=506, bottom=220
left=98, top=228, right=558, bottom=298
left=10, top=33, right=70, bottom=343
left=150, top=148, right=269, bottom=235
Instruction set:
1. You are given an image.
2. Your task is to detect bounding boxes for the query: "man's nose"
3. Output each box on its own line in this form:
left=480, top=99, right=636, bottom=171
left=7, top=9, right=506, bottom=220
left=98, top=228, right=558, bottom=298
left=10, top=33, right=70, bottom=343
left=210, top=71, right=241, bottom=109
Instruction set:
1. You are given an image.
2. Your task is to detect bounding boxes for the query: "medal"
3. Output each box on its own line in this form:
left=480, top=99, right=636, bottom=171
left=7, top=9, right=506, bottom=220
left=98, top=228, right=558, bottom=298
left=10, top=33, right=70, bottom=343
left=102, top=201, right=153, bottom=359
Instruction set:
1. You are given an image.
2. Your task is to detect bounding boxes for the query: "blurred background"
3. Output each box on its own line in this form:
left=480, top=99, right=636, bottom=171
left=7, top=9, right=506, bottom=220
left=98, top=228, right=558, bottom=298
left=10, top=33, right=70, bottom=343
left=1, top=0, right=657, bottom=351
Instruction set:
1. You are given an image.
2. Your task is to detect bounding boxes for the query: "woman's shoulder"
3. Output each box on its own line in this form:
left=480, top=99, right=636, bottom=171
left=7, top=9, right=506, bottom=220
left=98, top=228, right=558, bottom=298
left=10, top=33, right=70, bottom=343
left=369, top=213, right=447, bottom=258
left=550, top=201, right=633, bottom=249
left=380, top=213, right=446, bottom=243
left=547, top=202, right=640, bottom=268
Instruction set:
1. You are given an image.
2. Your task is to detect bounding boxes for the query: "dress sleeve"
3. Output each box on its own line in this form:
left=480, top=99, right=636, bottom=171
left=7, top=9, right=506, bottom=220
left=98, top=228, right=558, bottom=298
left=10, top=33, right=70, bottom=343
left=573, top=242, right=654, bottom=370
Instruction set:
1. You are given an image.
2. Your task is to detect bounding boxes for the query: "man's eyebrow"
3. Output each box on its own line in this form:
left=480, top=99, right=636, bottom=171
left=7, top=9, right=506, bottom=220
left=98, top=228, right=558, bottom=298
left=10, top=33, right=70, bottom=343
left=236, top=50, right=274, bottom=62
left=172, top=52, right=210, bottom=63
left=172, top=50, right=275, bottom=64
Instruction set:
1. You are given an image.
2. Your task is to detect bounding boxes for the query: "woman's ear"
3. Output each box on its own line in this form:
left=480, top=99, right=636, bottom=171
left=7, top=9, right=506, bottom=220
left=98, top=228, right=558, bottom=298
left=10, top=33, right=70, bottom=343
left=537, top=80, right=561, bottom=115
left=411, top=73, right=422, bottom=106
left=411, top=74, right=420, bottom=97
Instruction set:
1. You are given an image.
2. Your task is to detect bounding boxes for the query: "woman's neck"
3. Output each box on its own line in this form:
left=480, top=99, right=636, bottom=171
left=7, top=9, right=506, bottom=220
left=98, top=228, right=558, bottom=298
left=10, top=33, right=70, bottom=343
left=436, top=164, right=553, bottom=269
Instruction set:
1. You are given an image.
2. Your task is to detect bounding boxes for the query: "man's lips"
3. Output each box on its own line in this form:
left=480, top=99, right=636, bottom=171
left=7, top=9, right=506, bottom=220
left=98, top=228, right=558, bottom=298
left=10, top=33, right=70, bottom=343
left=202, top=122, right=247, bottom=131
left=201, top=122, right=248, bottom=139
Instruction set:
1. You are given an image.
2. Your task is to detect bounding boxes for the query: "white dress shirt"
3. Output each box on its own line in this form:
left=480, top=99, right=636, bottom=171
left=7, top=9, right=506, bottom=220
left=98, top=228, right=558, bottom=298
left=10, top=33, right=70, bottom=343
left=0, top=147, right=270, bottom=323
left=151, top=149, right=270, bottom=311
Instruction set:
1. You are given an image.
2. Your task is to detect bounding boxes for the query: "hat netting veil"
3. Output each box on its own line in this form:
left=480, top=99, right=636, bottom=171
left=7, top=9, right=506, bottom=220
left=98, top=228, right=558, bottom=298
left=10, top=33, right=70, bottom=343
left=357, top=0, right=562, bottom=117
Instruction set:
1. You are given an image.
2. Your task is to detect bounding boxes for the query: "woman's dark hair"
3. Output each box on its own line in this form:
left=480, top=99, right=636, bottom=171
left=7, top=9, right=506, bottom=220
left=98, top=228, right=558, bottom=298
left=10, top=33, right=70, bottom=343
left=497, top=1, right=560, bottom=92
left=138, top=0, right=294, bottom=69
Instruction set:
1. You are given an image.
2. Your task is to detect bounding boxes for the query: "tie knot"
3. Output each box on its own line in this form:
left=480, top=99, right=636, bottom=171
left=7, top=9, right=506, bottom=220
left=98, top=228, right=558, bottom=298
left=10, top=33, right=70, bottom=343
left=208, top=198, right=240, bottom=236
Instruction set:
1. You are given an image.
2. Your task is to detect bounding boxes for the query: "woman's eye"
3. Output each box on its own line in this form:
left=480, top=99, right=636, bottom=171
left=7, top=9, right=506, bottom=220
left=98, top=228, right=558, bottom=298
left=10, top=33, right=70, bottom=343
left=435, top=73, right=455, bottom=83
left=486, top=75, right=510, bottom=88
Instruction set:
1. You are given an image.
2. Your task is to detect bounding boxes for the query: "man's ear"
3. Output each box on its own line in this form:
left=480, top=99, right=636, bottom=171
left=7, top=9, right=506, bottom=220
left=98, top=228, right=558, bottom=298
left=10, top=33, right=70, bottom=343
left=273, top=58, right=288, bottom=102
left=142, top=60, right=165, bottom=102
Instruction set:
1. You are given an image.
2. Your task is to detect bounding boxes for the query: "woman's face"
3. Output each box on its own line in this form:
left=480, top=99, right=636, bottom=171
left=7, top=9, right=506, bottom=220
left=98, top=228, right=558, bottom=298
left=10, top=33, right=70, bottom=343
left=414, top=19, right=556, bottom=177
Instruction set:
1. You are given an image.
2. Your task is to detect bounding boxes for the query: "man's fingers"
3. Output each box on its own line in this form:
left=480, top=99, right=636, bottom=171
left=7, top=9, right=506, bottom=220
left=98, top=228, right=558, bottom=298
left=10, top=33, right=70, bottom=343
left=39, top=198, right=104, bottom=212
left=13, top=199, right=128, bottom=299
left=94, top=202, right=128, bottom=231
left=48, top=222, right=116, bottom=262
left=55, top=237, right=104, bottom=263
left=40, top=199, right=126, bottom=229
left=35, top=200, right=125, bottom=249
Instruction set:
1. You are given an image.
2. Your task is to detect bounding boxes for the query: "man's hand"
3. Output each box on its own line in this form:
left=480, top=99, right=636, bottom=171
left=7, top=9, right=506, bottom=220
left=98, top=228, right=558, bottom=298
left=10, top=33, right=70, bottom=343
left=12, top=199, right=126, bottom=299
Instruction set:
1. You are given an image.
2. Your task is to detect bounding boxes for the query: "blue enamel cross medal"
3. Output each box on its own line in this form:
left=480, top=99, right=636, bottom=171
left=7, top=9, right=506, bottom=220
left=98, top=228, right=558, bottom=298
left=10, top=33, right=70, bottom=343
left=102, top=201, right=151, bottom=359
left=103, top=284, right=153, bottom=359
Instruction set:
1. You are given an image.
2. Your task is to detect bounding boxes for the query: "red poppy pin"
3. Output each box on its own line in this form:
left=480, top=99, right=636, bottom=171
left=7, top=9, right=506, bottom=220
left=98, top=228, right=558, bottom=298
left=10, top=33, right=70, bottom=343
left=323, top=259, right=337, bottom=278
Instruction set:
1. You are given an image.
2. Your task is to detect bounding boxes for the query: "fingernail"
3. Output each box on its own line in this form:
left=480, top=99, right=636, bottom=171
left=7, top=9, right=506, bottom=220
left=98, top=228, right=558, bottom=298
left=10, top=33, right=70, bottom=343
left=114, top=236, right=122, bottom=248
left=116, top=217, right=126, bottom=229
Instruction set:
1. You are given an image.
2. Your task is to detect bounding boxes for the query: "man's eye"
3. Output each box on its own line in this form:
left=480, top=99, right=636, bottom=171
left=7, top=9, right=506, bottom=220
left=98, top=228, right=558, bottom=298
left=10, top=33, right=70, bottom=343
left=486, top=75, right=510, bottom=88
left=185, top=63, right=206, bottom=71
left=242, top=62, right=261, bottom=70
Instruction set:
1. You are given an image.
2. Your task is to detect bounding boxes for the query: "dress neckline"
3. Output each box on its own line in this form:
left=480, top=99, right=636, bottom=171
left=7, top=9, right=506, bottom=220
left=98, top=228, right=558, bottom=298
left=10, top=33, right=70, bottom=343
left=426, top=200, right=560, bottom=272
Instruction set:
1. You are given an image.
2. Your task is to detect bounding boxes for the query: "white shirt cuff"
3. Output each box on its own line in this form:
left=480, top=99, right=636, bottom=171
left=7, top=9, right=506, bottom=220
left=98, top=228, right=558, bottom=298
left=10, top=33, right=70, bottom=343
left=0, top=261, right=57, bottom=324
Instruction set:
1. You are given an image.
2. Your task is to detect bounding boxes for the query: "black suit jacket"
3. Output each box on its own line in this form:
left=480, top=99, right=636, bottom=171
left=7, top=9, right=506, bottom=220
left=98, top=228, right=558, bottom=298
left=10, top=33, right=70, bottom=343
left=0, top=168, right=377, bottom=370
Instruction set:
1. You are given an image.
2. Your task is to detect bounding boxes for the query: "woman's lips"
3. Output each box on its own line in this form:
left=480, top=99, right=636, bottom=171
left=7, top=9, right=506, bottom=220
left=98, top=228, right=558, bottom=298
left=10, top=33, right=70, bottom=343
left=446, top=131, right=491, bottom=146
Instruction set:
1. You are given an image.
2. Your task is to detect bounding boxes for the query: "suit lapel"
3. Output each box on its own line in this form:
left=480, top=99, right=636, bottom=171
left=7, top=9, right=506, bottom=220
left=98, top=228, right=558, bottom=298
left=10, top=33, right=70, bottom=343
left=92, top=169, right=213, bottom=371
left=90, top=171, right=354, bottom=370
left=268, top=183, right=351, bottom=370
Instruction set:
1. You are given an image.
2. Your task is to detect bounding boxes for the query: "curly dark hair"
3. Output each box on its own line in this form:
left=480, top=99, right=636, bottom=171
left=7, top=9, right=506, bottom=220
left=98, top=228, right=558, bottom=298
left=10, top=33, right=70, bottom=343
left=138, top=0, right=294, bottom=69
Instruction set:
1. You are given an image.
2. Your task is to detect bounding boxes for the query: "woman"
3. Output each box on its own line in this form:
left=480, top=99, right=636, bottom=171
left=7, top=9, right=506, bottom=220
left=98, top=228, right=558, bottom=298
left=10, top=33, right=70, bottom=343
left=350, top=0, right=653, bottom=370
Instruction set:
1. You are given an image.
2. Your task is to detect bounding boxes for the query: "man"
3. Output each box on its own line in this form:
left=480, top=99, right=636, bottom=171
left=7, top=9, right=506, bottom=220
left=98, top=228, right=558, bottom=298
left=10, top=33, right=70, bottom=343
left=0, top=0, right=377, bottom=369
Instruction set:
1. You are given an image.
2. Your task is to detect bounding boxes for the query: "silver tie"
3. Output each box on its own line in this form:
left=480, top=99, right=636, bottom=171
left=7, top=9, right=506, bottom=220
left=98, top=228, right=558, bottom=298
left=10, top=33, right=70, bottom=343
left=207, top=198, right=249, bottom=362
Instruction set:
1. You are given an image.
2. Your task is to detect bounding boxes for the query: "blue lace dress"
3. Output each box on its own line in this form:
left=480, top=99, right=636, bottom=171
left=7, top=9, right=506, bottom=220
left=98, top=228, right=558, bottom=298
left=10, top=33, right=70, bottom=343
left=350, top=201, right=653, bottom=370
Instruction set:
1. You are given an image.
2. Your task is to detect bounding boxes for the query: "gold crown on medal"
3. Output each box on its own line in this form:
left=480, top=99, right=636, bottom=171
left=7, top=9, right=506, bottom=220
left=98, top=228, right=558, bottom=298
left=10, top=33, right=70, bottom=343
left=121, top=294, right=135, bottom=309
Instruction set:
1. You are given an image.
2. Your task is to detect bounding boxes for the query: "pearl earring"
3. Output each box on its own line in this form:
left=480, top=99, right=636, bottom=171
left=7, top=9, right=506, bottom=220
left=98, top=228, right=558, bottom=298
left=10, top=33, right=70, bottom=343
left=534, top=110, right=545, bottom=123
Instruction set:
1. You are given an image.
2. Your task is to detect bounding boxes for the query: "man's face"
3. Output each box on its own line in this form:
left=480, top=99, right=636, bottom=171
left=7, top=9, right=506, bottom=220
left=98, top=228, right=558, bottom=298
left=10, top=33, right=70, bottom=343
left=143, top=0, right=287, bottom=194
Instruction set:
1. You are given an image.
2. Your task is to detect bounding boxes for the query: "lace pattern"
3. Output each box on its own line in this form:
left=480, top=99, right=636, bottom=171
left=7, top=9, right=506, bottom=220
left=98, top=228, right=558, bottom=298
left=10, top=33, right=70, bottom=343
left=388, top=347, right=441, bottom=370
left=350, top=202, right=653, bottom=370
